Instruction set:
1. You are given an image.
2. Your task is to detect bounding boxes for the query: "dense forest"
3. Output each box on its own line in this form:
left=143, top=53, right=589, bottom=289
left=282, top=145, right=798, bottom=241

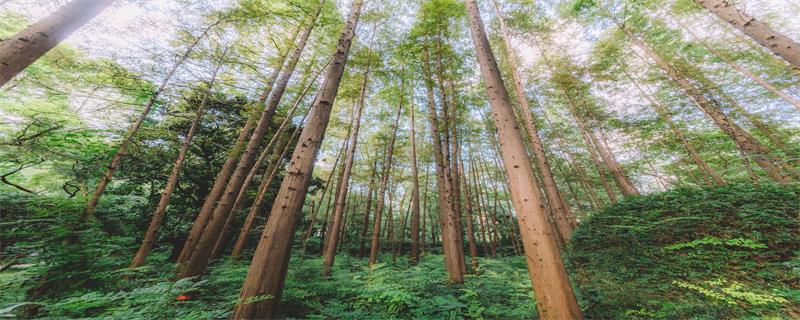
left=0, top=0, right=798, bottom=318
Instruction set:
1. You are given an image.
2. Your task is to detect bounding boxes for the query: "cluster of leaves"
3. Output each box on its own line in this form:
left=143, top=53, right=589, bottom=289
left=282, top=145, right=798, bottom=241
left=567, top=183, right=800, bottom=319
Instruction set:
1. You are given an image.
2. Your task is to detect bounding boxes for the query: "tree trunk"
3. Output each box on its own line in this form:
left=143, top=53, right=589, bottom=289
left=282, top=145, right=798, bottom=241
left=82, top=21, right=210, bottom=222
left=459, top=156, right=479, bottom=272
left=302, top=133, right=348, bottom=248
left=228, top=62, right=326, bottom=258
left=693, top=0, right=800, bottom=69
left=676, top=18, right=800, bottom=111
left=322, top=34, right=374, bottom=274
left=623, top=27, right=792, bottom=182
left=465, top=0, right=583, bottom=318
left=359, top=158, right=378, bottom=256
left=492, top=1, right=576, bottom=242
left=231, top=0, right=363, bottom=316
left=595, top=128, right=640, bottom=196
left=408, top=90, right=422, bottom=265
left=623, top=69, right=726, bottom=186
left=368, top=81, right=403, bottom=266
left=0, top=0, right=115, bottom=86
left=224, top=107, right=306, bottom=259
left=420, top=46, right=465, bottom=283
left=180, top=1, right=323, bottom=279
left=129, top=50, right=224, bottom=268
left=176, top=30, right=293, bottom=265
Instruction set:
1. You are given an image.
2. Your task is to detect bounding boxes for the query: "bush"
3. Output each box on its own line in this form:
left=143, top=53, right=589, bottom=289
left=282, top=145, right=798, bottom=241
left=567, top=183, right=800, bottom=319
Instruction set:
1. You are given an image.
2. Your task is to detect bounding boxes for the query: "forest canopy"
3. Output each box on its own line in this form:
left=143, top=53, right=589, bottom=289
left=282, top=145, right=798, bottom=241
left=0, top=0, right=798, bottom=319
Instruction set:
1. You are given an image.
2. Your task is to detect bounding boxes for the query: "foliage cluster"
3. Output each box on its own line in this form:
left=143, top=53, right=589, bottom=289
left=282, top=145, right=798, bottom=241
left=567, top=183, right=800, bottom=319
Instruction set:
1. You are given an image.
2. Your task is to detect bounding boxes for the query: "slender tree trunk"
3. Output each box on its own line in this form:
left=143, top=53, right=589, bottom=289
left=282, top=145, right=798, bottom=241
left=420, top=164, right=430, bottom=254
left=693, top=0, right=800, bottom=69
left=468, top=154, right=490, bottom=256
left=408, top=94, right=422, bottom=265
left=570, top=108, right=619, bottom=202
left=623, top=27, right=792, bottom=182
left=594, top=128, right=640, bottom=196
left=302, top=134, right=348, bottom=248
left=492, top=1, right=576, bottom=241
left=129, top=51, right=224, bottom=268
left=322, top=33, right=374, bottom=274
left=465, top=1, right=582, bottom=317
left=176, top=31, right=293, bottom=266
left=421, top=46, right=465, bottom=283
left=82, top=23, right=210, bottom=222
left=180, top=1, right=323, bottom=279
left=623, top=69, right=726, bottom=186
left=0, top=0, right=115, bottom=86
left=368, top=84, right=403, bottom=266
left=359, top=158, right=378, bottom=256
left=232, top=0, right=363, bottom=316
left=676, top=19, right=800, bottom=111
left=459, top=156, right=479, bottom=272
left=225, top=105, right=308, bottom=259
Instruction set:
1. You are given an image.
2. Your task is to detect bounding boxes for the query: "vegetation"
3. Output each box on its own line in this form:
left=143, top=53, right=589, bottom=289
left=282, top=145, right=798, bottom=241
left=1, top=0, right=798, bottom=318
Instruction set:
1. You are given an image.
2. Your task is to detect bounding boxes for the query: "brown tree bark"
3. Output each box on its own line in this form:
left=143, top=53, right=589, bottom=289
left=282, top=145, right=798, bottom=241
left=693, top=0, right=800, bottom=69
left=0, top=0, right=115, bottom=86
left=82, top=22, right=211, bottom=222
left=129, top=50, right=225, bottom=268
left=231, top=0, right=363, bottom=316
left=420, top=46, right=465, bottom=283
left=368, top=80, right=404, bottom=266
left=322, top=33, right=374, bottom=274
left=459, top=156, right=479, bottom=272
left=176, top=29, right=294, bottom=265
left=225, top=105, right=308, bottom=259
left=180, top=1, right=324, bottom=279
left=492, top=0, right=577, bottom=241
left=408, top=91, right=422, bottom=265
left=465, top=0, right=582, bottom=318
left=228, top=62, right=326, bottom=258
left=302, top=135, right=347, bottom=248
left=359, top=157, right=378, bottom=256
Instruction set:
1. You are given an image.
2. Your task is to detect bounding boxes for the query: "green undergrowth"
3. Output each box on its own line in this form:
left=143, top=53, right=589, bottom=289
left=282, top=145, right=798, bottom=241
left=2, top=183, right=799, bottom=319
left=567, top=183, right=800, bottom=319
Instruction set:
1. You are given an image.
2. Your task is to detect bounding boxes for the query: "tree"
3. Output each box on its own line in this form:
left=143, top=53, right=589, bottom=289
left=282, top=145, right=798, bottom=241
left=0, top=0, right=115, bottom=86
left=232, top=0, right=364, bottom=317
left=129, top=46, right=227, bottom=268
left=464, top=0, right=582, bottom=318
left=692, top=0, right=800, bottom=69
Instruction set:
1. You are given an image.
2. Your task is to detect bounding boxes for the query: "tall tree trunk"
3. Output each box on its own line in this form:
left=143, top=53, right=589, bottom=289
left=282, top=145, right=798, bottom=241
left=232, top=0, right=363, bottom=316
left=676, top=19, right=800, bottom=111
left=459, top=156, right=479, bottom=272
left=465, top=1, right=582, bottom=318
left=623, top=69, right=726, bottom=186
left=594, top=128, right=640, bottom=196
left=129, top=50, right=225, bottom=268
left=359, top=158, right=378, bottom=256
left=420, top=46, right=465, bottom=283
left=420, top=164, right=430, bottom=254
left=82, top=22, right=210, bottom=222
left=228, top=62, right=326, bottom=258
left=368, top=82, right=403, bottom=266
left=180, top=1, right=323, bottom=279
left=692, top=0, right=800, bottom=69
left=623, top=27, right=792, bottom=182
left=301, top=133, right=348, bottom=249
left=492, top=0, right=576, bottom=241
left=408, top=92, right=422, bottom=265
left=176, top=28, right=295, bottom=265
left=226, top=105, right=308, bottom=259
left=322, top=33, right=374, bottom=274
left=0, top=0, right=115, bottom=86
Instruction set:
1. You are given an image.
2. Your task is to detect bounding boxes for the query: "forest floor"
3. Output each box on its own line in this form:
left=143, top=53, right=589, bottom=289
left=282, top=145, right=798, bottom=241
left=1, top=183, right=799, bottom=319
